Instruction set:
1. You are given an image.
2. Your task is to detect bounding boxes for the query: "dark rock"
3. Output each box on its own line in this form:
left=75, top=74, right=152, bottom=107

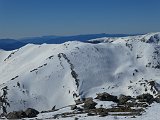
left=7, top=111, right=27, bottom=119
left=134, top=69, right=139, bottom=72
left=52, top=105, right=56, bottom=111
left=95, top=108, right=108, bottom=117
left=118, top=94, right=133, bottom=105
left=75, top=99, right=83, bottom=105
left=95, top=92, right=118, bottom=102
left=25, top=108, right=39, bottom=118
left=126, top=101, right=148, bottom=107
left=84, top=97, right=93, bottom=102
left=131, top=116, right=136, bottom=118
left=125, top=101, right=136, bottom=107
left=53, top=114, right=59, bottom=119
left=148, top=81, right=155, bottom=86
left=136, top=93, right=154, bottom=104
left=71, top=105, right=77, bottom=110
left=97, top=108, right=108, bottom=117
left=76, top=107, right=83, bottom=112
left=154, top=94, right=160, bottom=103
left=83, top=98, right=97, bottom=109
left=87, top=112, right=96, bottom=116
left=74, top=117, right=79, bottom=120
left=99, top=111, right=108, bottom=117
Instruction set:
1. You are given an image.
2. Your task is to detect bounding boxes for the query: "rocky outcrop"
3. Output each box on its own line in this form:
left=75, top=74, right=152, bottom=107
left=7, top=111, right=27, bottom=119
left=136, top=93, right=154, bottom=104
left=95, top=92, right=118, bottom=102
left=118, top=94, right=133, bottom=105
left=83, top=98, right=97, bottom=109
left=6, top=108, right=39, bottom=119
left=25, top=108, right=39, bottom=118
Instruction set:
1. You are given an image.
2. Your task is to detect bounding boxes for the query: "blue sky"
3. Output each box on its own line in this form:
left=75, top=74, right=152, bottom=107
left=0, top=0, right=160, bottom=38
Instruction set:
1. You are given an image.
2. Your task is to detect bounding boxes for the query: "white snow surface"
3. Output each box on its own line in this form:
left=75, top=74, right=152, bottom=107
left=0, top=33, right=160, bottom=118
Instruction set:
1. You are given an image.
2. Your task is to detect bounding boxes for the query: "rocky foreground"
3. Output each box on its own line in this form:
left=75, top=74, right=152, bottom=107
left=2, top=92, right=160, bottom=119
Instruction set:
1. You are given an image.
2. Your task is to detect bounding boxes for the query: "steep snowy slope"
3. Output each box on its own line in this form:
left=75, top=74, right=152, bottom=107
left=0, top=33, right=160, bottom=115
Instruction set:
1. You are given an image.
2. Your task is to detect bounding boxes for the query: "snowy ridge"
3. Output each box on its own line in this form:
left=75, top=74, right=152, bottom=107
left=89, top=32, right=160, bottom=44
left=0, top=33, right=160, bottom=116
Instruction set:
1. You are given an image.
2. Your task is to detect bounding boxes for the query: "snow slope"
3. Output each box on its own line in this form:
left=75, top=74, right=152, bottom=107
left=0, top=33, right=160, bottom=114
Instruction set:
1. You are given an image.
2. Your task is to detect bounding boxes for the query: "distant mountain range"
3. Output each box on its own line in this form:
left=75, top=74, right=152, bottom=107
left=0, top=33, right=139, bottom=50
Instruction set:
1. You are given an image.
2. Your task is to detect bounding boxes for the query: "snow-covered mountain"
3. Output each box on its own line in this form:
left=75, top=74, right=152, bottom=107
left=0, top=32, right=160, bottom=119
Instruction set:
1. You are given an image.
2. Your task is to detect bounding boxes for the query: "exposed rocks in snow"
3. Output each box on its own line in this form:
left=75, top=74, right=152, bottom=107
left=118, top=94, right=133, bottom=105
left=75, top=99, right=83, bottom=105
left=70, top=105, right=77, bottom=110
left=17, top=82, right=20, bottom=87
left=47, top=55, right=54, bottom=60
left=136, top=93, right=154, bottom=104
left=125, top=43, right=133, bottom=51
left=83, top=98, right=97, bottom=109
left=6, top=110, right=27, bottom=119
left=30, top=63, right=47, bottom=72
left=0, top=86, right=10, bottom=115
left=6, top=108, right=39, bottom=119
left=58, top=53, right=79, bottom=89
left=95, top=92, right=118, bottom=103
left=45, top=95, right=147, bottom=119
left=10, top=76, right=19, bottom=80
left=25, top=108, right=39, bottom=118
left=154, top=94, right=160, bottom=103
left=4, top=49, right=19, bottom=61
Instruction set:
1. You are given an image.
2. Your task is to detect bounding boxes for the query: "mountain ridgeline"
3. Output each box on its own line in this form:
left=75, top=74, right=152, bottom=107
left=0, top=33, right=160, bottom=119
left=0, top=33, right=137, bottom=50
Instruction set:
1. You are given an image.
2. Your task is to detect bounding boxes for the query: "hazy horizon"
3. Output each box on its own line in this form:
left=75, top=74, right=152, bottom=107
left=0, top=0, right=160, bottom=38
left=0, top=33, right=144, bottom=40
